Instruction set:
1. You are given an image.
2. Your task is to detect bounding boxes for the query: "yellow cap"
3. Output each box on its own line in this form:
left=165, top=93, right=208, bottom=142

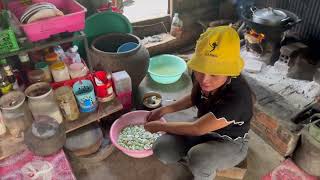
left=187, top=26, right=244, bottom=76
left=51, top=61, right=65, bottom=70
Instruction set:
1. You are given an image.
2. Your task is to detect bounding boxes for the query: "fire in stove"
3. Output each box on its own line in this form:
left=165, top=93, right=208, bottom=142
left=244, top=29, right=265, bottom=54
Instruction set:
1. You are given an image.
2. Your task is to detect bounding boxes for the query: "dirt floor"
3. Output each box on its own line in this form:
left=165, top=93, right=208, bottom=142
left=70, top=129, right=283, bottom=180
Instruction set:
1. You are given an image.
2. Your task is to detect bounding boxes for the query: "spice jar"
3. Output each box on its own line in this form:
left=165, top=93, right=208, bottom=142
left=54, top=86, right=80, bottom=121
left=0, top=112, right=7, bottom=137
left=27, top=70, right=46, bottom=84
left=0, top=91, right=33, bottom=137
left=45, top=52, right=59, bottom=65
left=35, top=62, right=52, bottom=82
left=51, top=62, right=70, bottom=82
left=68, top=63, right=88, bottom=79
left=25, top=82, right=63, bottom=124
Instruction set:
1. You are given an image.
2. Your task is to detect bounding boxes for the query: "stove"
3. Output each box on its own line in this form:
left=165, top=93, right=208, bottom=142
left=241, top=7, right=301, bottom=65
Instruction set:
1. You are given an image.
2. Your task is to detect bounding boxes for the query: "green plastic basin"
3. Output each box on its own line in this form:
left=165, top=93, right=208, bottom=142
left=148, top=54, right=187, bottom=84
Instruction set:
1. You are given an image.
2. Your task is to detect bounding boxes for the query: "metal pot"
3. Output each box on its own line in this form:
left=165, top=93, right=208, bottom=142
left=251, top=7, right=291, bottom=26
left=241, top=7, right=302, bottom=37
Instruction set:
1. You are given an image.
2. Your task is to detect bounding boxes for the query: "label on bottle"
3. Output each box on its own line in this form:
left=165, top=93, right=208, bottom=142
left=3, top=66, right=13, bottom=76
left=0, top=83, right=13, bottom=94
left=19, top=54, right=30, bottom=63
left=107, top=87, right=113, bottom=95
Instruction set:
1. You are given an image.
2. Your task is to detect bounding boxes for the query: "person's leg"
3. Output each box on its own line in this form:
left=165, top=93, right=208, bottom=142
left=152, top=134, right=190, bottom=164
left=187, top=139, right=248, bottom=180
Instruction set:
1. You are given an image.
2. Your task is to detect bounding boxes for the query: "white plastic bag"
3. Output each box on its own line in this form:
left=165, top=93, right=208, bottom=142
left=21, top=160, right=53, bottom=180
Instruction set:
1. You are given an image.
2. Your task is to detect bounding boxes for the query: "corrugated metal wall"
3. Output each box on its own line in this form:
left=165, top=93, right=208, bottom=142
left=254, top=0, right=320, bottom=42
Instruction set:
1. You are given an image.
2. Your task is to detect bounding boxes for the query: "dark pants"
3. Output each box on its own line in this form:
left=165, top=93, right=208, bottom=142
left=153, top=133, right=249, bottom=180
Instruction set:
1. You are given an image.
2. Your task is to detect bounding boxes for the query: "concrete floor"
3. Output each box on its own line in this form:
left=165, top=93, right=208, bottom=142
left=69, top=130, right=284, bottom=180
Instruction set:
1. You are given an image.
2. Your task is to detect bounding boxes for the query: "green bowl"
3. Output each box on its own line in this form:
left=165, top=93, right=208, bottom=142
left=148, top=54, right=187, bottom=84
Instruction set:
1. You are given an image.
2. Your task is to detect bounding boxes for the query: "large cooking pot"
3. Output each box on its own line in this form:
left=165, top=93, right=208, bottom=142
left=242, top=7, right=302, bottom=38
left=251, top=7, right=291, bottom=26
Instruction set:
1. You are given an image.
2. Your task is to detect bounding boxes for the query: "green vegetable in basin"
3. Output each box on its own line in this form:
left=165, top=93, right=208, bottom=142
left=118, top=125, right=162, bottom=150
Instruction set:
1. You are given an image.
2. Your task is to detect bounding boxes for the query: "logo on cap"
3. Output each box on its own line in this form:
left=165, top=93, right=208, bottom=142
left=205, top=41, right=218, bottom=57
left=210, top=42, right=218, bottom=52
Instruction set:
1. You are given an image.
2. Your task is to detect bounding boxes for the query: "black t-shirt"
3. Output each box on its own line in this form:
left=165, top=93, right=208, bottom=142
left=195, top=75, right=253, bottom=140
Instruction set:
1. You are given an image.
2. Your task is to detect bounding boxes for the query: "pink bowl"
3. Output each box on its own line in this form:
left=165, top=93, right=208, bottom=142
left=110, top=110, right=166, bottom=158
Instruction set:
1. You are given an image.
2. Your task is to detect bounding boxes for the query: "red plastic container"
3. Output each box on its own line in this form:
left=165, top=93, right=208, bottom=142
left=93, top=71, right=114, bottom=102
left=8, top=0, right=87, bottom=42
left=51, top=73, right=93, bottom=90
left=117, top=91, right=132, bottom=110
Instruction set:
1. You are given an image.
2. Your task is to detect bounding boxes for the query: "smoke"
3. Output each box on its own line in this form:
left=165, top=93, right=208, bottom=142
left=235, top=0, right=255, bottom=17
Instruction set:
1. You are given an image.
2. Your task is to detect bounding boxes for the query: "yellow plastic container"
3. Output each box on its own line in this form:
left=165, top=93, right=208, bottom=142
left=50, top=62, right=70, bottom=82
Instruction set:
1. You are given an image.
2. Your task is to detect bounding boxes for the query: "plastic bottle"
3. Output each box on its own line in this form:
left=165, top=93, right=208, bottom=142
left=53, top=46, right=67, bottom=61
left=66, top=46, right=81, bottom=64
left=170, top=13, right=183, bottom=38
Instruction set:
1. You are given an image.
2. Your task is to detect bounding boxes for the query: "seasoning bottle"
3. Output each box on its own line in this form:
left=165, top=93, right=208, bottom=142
left=170, top=13, right=183, bottom=38
left=27, top=70, right=46, bottom=84
left=0, top=112, right=7, bottom=137
left=0, top=68, right=12, bottom=94
left=54, top=86, right=80, bottom=121
left=18, top=53, right=32, bottom=85
left=50, top=62, right=70, bottom=82
left=45, top=52, right=59, bottom=66
left=3, top=63, right=19, bottom=90
left=19, top=53, right=32, bottom=70
left=35, top=62, right=52, bottom=82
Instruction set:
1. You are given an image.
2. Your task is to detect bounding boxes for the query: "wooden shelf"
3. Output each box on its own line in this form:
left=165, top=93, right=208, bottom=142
left=65, top=99, right=123, bottom=133
left=0, top=99, right=123, bottom=160
left=0, top=31, right=86, bottom=59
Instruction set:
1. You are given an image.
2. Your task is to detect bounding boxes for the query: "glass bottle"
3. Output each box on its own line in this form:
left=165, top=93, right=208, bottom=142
left=3, top=63, right=19, bottom=90
left=0, top=91, right=33, bottom=137
left=0, top=68, right=12, bottom=95
left=25, top=82, right=64, bottom=124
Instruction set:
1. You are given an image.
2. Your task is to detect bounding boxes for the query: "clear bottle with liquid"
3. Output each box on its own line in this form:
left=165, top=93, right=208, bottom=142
left=170, top=13, right=183, bottom=38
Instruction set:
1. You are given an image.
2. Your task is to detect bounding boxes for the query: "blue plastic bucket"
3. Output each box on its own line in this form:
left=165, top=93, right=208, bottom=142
left=117, top=42, right=138, bottom=53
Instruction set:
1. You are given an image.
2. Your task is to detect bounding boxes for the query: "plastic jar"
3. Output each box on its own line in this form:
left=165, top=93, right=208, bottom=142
left=28, top=70, right=46, bottom=84
left=35, top=62, right=52, bottom=82
left=68, top=63, right=88, bottom=79
left=0, top=91, right=33, bottom=137
left=50, top=62, right=70, bottom=82
left=25, top=82, right=63, bottom=124
left=45, top=52, right=59, bottom=65
left=54, top=86, right=80, bottom=121
left=0, top=112, right=7, bottom=136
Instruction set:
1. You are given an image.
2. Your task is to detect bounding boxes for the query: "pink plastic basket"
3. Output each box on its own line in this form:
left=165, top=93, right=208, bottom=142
left=8, top=0, right=87, bottom=42
left=110, top=110, right=166, bottom=158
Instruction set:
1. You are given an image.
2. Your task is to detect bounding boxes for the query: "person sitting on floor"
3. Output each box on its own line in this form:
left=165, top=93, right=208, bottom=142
left=144, top=26, right=255, bottom=180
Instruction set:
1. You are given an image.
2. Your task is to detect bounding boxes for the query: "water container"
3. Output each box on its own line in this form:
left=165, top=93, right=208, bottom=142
left=170, top=13, right=183, bottom=38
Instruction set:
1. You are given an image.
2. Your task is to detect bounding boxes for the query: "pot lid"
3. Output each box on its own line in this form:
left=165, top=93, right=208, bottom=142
left=253, top=7, right=287, bottom=21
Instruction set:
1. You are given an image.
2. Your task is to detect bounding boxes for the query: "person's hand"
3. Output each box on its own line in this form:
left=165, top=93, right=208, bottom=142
left=144, top=121, right=165, bottom=133
left=146, top=107, right=167, bottom=122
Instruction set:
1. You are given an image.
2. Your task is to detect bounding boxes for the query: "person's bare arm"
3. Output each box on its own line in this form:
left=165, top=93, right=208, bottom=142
left=145, top=113, right=231, bottom=136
